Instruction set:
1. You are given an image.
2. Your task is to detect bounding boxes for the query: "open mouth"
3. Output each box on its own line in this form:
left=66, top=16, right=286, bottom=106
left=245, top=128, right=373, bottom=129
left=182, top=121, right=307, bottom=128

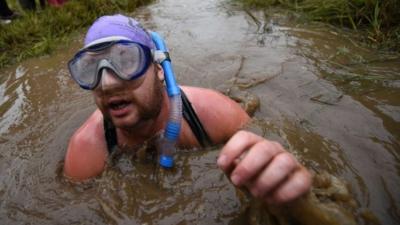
left=106, top=97, right=132, bottom=117
left=109, top=100, right=129, bottom=110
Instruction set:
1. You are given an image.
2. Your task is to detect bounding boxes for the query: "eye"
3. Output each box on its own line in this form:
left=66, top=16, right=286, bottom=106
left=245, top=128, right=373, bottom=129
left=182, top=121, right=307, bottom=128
left=120, top=49, right=127, bottom=56
left=80, top=56, right=96, bottom=66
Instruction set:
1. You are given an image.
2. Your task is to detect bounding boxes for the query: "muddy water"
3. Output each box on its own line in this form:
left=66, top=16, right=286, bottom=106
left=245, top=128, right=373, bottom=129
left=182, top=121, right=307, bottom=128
left=0, top=0, right=399, bottom=224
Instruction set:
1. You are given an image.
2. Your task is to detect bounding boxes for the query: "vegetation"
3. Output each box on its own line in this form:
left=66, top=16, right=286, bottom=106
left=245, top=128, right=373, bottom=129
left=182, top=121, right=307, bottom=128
left=1, top=0, right=398, bottom=69
left=0, top=0, right=152, bottom=69
left=234, top=0, right=400, bottom=52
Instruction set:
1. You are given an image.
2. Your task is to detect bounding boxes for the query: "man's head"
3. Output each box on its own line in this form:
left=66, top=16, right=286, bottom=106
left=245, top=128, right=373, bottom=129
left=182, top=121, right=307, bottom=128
left=68, top=14, right=160, bottom=90
left=68, top=14, right=165, bottom=129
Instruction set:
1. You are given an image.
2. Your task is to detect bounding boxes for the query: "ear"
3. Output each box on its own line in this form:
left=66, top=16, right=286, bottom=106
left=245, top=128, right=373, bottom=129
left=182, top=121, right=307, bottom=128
left=155, top=63, right=165, bottom=82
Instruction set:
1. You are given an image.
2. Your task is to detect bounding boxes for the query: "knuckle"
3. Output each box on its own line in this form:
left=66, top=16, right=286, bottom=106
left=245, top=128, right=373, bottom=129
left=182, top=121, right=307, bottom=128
left=236, top=130, right=263, bottom=142
left=256, top=141, right=271, bottom=155
left=296, top=170, right=312, bottom=193
left=270, top=140, right=283, bottom=149
left=236, top=130, right=251, bottom=138
left=262, top=140, right=285, bottom=155
left=254, top=178, right=272, bottom=198
left=258, top=140, right=277, bottom=154
left=277, top=171, right=312, bottom=203
left=236, top=162, right=252, bottom=177
left=275, top=153, right=296, bottom=170
left=249, top=186, right=262, bottom=198
left=275, top=190, right=292, bottom=203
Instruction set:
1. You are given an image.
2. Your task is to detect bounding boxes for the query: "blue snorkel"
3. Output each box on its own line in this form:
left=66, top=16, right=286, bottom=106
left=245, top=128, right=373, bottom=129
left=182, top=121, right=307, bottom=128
left=150, top=31, right=182, bottom=169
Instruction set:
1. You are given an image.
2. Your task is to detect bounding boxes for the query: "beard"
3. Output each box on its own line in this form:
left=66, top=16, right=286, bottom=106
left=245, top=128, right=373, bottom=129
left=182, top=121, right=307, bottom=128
left=134, top=77, right=164, bottom=122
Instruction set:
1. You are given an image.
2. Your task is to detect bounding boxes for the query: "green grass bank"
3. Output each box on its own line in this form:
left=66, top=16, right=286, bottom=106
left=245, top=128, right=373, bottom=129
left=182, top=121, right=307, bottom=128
left=0, top=0, right=152, bottom=69
left=235, top=0, right=400, bottom=52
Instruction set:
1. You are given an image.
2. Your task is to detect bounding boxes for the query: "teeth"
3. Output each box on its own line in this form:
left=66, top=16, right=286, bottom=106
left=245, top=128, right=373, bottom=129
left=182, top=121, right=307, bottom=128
left=116, top=103, right=127, bottom=109
left=110, top=101, right=128, bottom=110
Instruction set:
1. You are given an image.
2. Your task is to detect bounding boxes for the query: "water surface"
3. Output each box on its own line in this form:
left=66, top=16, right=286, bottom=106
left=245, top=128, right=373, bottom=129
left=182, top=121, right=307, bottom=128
left=0, top=0, right=399, bottom=224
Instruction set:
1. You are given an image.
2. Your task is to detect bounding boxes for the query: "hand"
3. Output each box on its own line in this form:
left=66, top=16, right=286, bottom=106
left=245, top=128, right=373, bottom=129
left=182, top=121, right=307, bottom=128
left=217, top=130, right=311, bottom=204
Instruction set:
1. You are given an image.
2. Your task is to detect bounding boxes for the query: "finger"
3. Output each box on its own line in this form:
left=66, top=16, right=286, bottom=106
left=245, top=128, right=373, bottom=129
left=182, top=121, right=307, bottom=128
left=265, top=167, right=311, bottom=205
left=229, top=141, right=283, bottom=187
left=217, top=131, right=263, bottom=172
left=247, top=152, right=298, bottom=198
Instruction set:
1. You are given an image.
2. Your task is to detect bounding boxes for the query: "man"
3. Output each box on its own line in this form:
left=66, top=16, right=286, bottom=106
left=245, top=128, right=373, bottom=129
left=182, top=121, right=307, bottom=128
left=18, top=0, right=46, bottom=11
left=0, top=0, right=17, bottom=24
left=64, top=14, right=311, bottom=205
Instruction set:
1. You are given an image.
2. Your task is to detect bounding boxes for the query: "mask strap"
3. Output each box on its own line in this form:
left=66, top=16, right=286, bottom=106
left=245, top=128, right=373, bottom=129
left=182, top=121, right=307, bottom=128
left=153, top=50, right=170, bottom=64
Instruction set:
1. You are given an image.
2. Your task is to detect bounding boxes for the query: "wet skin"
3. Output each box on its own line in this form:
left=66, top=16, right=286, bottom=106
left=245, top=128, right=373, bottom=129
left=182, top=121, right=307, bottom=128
left=64, top=62, right=311, bottom=205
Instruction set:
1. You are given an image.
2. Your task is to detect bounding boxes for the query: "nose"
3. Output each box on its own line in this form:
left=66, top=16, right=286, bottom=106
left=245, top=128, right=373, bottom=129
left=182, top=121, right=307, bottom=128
left=100, top=68, right=122, bottom=90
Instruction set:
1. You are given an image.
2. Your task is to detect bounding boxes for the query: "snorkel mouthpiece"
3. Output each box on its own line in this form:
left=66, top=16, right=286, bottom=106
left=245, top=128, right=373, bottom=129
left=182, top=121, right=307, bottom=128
left=151, top=31, right=182, bottom=169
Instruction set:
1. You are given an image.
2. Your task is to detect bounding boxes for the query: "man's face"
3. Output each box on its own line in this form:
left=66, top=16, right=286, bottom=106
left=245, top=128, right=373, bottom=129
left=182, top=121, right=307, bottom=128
left=92, top=63, right=164, bottom=130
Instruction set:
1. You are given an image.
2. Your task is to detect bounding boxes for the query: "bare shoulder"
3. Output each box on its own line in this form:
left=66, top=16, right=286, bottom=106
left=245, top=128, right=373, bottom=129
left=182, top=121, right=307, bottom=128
left=63, top=110, right=108, bottom=181
left=181, top=86, right=250, bottom=143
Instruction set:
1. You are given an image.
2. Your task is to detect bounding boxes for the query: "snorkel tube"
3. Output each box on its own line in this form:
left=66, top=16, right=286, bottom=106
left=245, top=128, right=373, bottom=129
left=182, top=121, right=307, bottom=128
left=150, top=31, right=182, bottom=169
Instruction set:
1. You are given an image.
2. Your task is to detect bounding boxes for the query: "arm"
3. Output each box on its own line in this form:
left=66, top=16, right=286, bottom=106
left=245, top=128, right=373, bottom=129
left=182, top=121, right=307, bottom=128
left=63, top=110, right=109, bottom=181
left=184, top=86, right=311, bottom=204
left=184, top=87, right=311, bottom=203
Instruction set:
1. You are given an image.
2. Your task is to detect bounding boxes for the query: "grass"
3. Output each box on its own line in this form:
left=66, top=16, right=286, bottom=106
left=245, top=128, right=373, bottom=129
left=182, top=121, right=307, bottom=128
left=233, top=0, right=400, bottom=52
left=0, top=0, right=153, bottom=69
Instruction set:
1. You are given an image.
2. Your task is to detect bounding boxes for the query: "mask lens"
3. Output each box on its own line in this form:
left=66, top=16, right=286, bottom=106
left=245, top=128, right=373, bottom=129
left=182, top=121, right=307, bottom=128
left=68, top=41, right=152, bottom=90
left=109, top=43, right=148, bottom=79
left=76, top=54, right=100, bottom=85
left=69, top=51, right=106, bottom=89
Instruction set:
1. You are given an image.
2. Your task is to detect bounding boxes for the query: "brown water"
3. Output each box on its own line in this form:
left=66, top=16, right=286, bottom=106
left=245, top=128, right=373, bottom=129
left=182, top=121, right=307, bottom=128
left=0, top=0, right=399, bottom=224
